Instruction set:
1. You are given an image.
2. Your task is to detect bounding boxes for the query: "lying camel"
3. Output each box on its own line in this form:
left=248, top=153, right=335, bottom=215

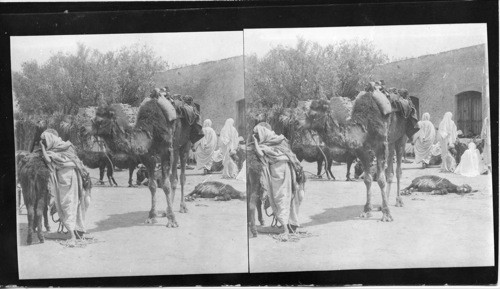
left=401, top=175, right=473, bottom=195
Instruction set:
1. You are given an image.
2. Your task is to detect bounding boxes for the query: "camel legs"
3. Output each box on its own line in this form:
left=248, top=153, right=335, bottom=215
left=377, top=146, right=393, bottom=222
left=316, top=159, right=324, bottom=179
left=98, top=165, right=106, bottom=185
left=17, top=187, right=22, bottom=214
left=35, top=198, right=45, bottom=243
left=326, top=159, right=336, bottom=180
left=178, top=145, right=189, bottom=213
left=170, top=145, right=188, bottom=213
left=248, top=192, right=259, bottom=237
left=345, top=157, right=354, bottom=181
left=143, top=156, right=162, bottom=224
left=358, top=150, right=374, bottom=218
left=256, top=198, right=264, bottom=226
left=127, top=166, right=135, bottom=188
left=26, top=204, right=34, bottom=245
left=385, top=143, right=395, bottom=201
left=107, top=167, right=118, bottom=187
left=394, top=138, right=405, bottom=207
left=161, top=152, right=178, bottom=228
left=43, top=202, right=50, bottom=232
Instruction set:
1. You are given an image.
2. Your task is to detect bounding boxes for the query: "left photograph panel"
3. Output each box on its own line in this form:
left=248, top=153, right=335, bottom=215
left=12, top=31, right=247, bottom=279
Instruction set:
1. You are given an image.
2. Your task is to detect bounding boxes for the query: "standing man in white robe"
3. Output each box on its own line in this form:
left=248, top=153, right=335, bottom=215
left=413, top=113, right=436, bottom=168
left=219, top=118, right=240, bottom=178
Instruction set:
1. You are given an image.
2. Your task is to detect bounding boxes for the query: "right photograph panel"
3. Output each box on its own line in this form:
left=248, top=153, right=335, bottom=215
left=245, top=24, right=494, bottom=273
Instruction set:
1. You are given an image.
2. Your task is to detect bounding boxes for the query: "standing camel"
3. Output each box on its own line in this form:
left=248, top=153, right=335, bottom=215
left=303, top=86, right=417, bottom=221
left=92, top=98, right=197, bottom=226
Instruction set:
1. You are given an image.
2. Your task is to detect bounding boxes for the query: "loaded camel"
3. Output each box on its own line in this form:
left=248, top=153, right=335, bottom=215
left=92, top=91, right=202, bottom=226
left=304, top=84, right=418, bottom=221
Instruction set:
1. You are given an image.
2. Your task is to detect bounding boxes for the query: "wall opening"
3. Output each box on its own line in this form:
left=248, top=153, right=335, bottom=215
left=455, top=91, right=482, bottom=137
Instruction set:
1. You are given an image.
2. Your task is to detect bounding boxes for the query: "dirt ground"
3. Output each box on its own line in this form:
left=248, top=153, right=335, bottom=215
left=17, top=167, right=248, bottom=279
left=16, top=158, right=496, bottom=278
left=249, top=160, right=495, bottom=273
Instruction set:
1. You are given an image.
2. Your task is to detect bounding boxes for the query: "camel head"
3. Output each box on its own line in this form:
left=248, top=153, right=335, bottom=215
left=93, top=104, right=131, bottom=138
left=456, top=184, right=472, bottom=194
left=303, top=99, right=330, bottom=133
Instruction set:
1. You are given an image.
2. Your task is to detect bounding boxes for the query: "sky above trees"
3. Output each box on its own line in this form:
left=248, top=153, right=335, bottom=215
left=11, top=24, right=487, bottom=73
left=245, top=24, right=487, bottom=62
left=10, top=31, right=243, bottom=72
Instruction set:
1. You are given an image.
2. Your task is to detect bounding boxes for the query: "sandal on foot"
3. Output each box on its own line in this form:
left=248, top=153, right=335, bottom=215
left=287, top=224, right=298, bottom=233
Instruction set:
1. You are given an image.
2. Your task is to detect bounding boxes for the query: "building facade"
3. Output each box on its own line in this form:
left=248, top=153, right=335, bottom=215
left=372, top=44, right=489, bottom=137
left=154, top=56, right=245, bottom=136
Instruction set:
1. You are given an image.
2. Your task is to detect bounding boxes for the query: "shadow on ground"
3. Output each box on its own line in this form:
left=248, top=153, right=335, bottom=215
left=17, top=223, right=57, bottom=246
left=256, top=226, right=283, bottom=235
left=301, top=205, right=366, bottom=227
left=88, top=211, right=165, bottom=234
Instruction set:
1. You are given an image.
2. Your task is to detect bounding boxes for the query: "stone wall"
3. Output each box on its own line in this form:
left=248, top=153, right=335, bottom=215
left=372, top=44, right=488, bottom=129
left=154, top=56, right=244, bottom=136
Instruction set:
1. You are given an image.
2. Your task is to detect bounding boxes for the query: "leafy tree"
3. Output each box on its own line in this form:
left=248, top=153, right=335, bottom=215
left=12, top=43, right=167, bottom=115
left=115, top=44, right=166, bottom=106
left=246, top=37, right=388, bottom=143
left=322, top=40, right=388, bottom=99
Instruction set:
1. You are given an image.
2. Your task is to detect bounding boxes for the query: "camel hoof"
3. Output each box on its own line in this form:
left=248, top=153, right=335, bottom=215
left=45, top=227, right=51, bottom=232
left=380, top=209, right=394, bottom=222
left=179, top=204, right=188, bottom=213
left=128, top=184, right=137, bottom=188
left=359, top=212, right=372, bottom=218
left=166, top=219, right=179, bottom=228
left=395, top=197, right=404, bottom=207
left=381, top=214, right=394, bottom=222
left=145, top=218, right=158, bottom=224
left=346, top=178, right=353, bottom=182
left=259, top=219, right=265, bottom=226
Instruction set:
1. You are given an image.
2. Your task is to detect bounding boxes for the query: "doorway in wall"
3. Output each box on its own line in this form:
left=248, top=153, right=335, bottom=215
left=456, top=91, right=482, bottom=137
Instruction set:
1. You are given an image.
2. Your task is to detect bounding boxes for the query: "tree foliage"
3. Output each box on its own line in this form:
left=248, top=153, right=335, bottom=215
left=13, top=43, right=167, bottom=115
left=246, top=38, right=388, bottom=143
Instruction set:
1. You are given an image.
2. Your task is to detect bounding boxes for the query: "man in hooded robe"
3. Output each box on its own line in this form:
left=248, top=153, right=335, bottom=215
left=454, top=142, right=487, bottom=177
left=413, top=113, right=436, bottom=168
left=481, top=116, right=491, bottom=170
left=40, top=129, right=91, bottom=242
left=220, top=118, right=240, bottom=178
left=438, top=112, right=458, bottom=172
left=252, top=123, right=305, bottom=234
left=194, top=119, right=218, bottom=174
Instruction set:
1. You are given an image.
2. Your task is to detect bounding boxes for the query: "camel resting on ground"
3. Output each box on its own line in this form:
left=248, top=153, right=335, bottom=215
left=401, top=175, right=473, bottom=195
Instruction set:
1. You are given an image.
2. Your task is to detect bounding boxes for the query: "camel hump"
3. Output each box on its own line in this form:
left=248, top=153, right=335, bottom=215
left=369, top=89, right=392, bottom=116
left=141, top=95, right=177, bottom=122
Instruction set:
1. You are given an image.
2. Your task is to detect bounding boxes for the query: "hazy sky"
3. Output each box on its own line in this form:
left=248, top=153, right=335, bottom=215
left=10, top=24, right=487, bottom=72
left=10, top=31, right=243, bottom=72
left=244, top=24, right=488, bottom=61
